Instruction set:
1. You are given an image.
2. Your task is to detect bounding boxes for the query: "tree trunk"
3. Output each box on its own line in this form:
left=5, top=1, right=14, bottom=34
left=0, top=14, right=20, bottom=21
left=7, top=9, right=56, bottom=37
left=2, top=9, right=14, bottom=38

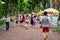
left=17, top=0, right=20, bottom=15
left=5, top=0, right=9, bottom=17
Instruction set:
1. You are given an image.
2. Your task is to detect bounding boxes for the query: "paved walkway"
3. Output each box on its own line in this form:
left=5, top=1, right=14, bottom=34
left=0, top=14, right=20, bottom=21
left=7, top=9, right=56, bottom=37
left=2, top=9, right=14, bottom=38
left=0, top=22, right=60, bottom=40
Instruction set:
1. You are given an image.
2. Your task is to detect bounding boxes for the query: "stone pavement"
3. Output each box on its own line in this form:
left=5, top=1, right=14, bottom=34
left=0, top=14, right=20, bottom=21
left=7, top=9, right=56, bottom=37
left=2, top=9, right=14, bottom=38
left=0, top=22, right=60, bottom=40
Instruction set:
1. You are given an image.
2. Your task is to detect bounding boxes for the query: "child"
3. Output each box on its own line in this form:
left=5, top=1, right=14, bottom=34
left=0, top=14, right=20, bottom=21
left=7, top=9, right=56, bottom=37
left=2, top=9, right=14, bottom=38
left=22, top=15, right=25, bottom=27
left=25, top=15, right=29, bottom=30
left=16, top=16, right=19, bottom=26
left=41, top=12, right=50, bottom=40
left=22, top=15, right=25, bottom=23
left=33, top=16, right=37, bottom=28
left=20, top=16, right=22, bottom=26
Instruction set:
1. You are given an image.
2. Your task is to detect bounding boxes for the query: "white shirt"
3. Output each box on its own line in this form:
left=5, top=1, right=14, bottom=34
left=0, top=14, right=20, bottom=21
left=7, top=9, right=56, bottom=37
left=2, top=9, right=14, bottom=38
left=39, top=16, right=43, bottom=21
left=5, top=17, right=10, bottom=22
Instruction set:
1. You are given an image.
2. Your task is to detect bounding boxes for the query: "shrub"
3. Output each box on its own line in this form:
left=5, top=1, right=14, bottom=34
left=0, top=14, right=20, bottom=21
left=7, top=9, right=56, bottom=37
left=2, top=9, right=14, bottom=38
left=0, top=20, right=5, bottom=26
left=11, top=18, right=15, bottom=22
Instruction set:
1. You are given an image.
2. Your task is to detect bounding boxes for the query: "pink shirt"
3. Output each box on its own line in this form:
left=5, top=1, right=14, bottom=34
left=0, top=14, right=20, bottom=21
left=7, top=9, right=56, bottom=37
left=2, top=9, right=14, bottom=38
left=33, top=17, right=37, bottom=22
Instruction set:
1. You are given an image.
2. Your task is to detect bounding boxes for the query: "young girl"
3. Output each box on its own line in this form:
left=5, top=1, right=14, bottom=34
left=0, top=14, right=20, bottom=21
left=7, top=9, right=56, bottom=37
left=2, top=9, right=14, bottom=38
left=25, top=15, right=29, bottom=30
left=16, top=16, right=19, bottom=26
left=22, top=15, right=25, bottom=23
left=33, top=16, right=37, bottom=28
left=22, top=15, right=25, bottom=27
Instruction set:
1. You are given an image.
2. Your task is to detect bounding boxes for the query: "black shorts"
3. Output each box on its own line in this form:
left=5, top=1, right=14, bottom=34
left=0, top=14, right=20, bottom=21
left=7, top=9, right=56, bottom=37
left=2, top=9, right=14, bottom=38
left=30, top=21, right=33, bottom=25
left=20, top=21, right=22, bottom=23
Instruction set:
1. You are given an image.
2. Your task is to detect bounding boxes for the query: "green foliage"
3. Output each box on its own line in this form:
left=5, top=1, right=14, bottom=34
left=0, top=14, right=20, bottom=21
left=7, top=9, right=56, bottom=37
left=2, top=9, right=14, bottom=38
left=0, top=0, right=60, bottom=16
left=0, top=20, right=4, bottom=26
left=17, top=0, right=20, bottom=8
left=33, top=7, right=38, bottom=13
left=0, top=2, right=3, bottom=13
left=39, top=2, right=44, bottom=10
left=57, top=0, right=60, bottom=3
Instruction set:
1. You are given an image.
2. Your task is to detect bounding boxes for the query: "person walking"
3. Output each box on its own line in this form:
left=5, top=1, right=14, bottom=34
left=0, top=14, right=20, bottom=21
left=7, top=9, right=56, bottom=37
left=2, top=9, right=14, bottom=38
left=15, top=15, right=19, bottom=26
left=30, top=15, right=33, bottom=27
left=25, top=15, right=29, bottom=30
left=22, top=15, right=25, bottom=27
left=20, top=16, right=22, bottom=26
left=33, top=16, right=37, bottom=28
left=41, top=12, right=50, bottom=40
left=5, top=16, right=10, bottom=31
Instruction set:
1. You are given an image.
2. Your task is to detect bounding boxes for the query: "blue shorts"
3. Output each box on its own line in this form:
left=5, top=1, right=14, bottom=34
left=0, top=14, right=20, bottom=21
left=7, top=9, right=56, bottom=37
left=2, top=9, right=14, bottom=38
left=16, top=21, right=18, bottom=24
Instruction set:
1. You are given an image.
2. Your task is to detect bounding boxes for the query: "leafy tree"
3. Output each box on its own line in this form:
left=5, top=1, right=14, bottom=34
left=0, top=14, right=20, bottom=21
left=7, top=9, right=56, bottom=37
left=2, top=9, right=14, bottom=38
left=1, top=0, right=60, bottom=17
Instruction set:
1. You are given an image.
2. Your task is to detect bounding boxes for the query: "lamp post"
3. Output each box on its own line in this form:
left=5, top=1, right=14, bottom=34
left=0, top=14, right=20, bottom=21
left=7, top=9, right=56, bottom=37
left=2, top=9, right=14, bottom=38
left=49, top=0, right=53, bottom=26
left=50, top=0, right=53, bottom=8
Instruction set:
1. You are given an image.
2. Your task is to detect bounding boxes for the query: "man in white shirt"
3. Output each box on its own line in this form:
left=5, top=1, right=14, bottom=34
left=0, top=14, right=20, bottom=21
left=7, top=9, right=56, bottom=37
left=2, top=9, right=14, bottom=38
left=5, top=16, right=10, bottom=31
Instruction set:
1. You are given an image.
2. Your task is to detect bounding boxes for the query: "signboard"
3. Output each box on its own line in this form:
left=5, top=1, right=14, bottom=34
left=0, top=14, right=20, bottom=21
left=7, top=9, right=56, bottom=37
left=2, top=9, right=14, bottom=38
left=51, top=14, right=58, bottom=26
left=48, top=14, right=59, bottom=27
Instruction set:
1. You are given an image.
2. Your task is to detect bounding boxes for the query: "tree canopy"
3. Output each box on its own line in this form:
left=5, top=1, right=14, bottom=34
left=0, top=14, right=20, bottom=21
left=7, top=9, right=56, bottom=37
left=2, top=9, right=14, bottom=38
left=0, top=0, right=60, bottom=17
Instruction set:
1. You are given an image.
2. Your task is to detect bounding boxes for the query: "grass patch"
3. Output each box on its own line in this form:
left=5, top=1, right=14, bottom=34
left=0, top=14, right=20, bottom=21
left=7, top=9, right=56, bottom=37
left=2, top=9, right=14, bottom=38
left=52, top=29, right=60, bottom=33
left=0, top=20, right=5, bottom=26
